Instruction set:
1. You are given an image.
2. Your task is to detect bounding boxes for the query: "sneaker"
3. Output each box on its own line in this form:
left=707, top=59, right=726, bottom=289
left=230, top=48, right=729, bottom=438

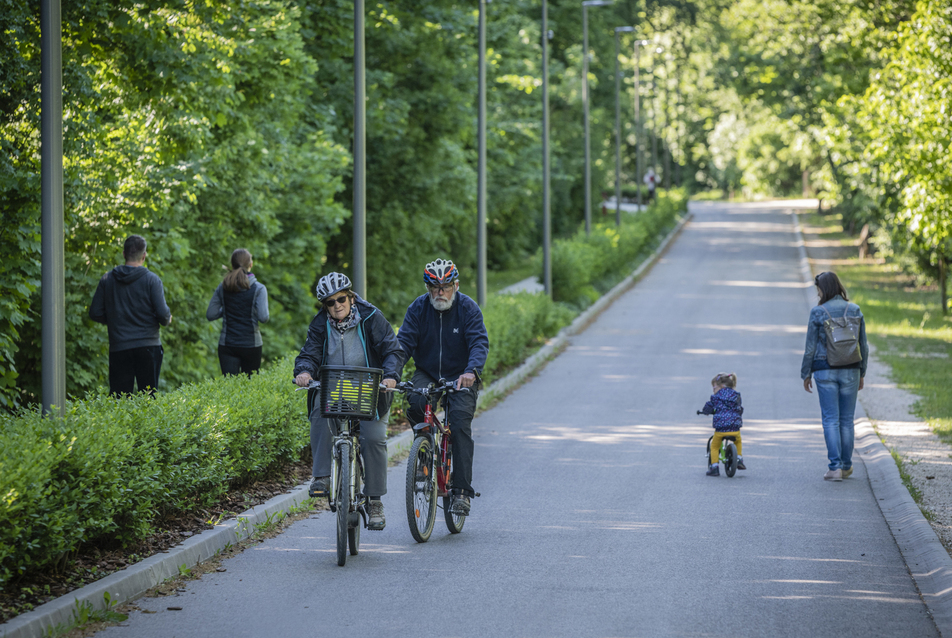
left=824, top=469, right=843, bottom=481
left=706, top=464, right=720, bottom=477
left=841, top=467, right=853, bottom=479
left=737, top=457, right=746, bottom=470
left=308, top=476, right=329, bottom=498
left=367, top=500, right=386, bottom=530
left=451, top=494, right=471, bottom=516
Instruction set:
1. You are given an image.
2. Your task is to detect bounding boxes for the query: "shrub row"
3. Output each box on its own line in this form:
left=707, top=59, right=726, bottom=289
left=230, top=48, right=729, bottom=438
left=0, top=358, right=304, bottom=587
left=0, top=193, right=686, bottom=588
left=552, top=189, right=686, bottom=305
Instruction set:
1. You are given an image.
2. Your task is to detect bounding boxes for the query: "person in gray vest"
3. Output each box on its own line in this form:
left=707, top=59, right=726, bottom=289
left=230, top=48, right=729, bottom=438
left=206, top=248, right=269, bottom=376
left=293, top=273, right=403, bottom=530
left=89, top=234, right=172, bottom=396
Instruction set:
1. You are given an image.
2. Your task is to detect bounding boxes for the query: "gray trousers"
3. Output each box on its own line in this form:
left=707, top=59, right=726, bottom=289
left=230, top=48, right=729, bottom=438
left=309, top=411, right=388, bottom=497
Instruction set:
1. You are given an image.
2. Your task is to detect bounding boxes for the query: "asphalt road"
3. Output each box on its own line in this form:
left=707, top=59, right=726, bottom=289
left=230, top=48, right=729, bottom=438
left=100, top=201, right=938, bottom=637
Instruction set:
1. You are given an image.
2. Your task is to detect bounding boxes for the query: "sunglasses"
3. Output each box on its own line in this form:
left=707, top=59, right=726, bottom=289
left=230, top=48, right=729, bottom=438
left=324, top=294, right=350, bottom=308
left=427, top=283, right=456, bottom=294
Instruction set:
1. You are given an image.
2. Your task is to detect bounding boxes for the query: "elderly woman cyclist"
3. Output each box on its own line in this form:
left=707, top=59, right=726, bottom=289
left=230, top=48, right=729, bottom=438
left=293, top=273, right=403, bottom=530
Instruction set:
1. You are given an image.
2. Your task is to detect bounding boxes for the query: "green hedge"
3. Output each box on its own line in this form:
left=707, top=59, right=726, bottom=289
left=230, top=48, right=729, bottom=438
left=0, top=358, right=305, bottom=586
left=552, top=189, right=685, bottom=304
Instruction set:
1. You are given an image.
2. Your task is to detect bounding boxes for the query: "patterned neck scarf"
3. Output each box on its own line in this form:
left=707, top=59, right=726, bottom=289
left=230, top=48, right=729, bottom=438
left=330, top=303, right=361, bottom=335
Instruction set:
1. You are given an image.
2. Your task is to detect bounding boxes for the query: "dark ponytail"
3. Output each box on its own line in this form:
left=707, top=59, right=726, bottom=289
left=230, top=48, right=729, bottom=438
left=223, top=248, right=252, bottom=292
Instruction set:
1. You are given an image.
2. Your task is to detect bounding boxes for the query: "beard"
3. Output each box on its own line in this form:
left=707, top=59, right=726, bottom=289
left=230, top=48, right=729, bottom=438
left=429, top=289, right=456, bottom=312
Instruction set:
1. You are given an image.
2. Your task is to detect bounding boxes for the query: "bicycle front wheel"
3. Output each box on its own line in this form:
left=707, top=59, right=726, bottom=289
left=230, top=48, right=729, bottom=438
left=336, top=445, right=351, bottom=566
left=406, top=436, right=437, bottom=543
left=724, top=441, right=738, bottom=478
left=349, top=455, right=362, bottom=556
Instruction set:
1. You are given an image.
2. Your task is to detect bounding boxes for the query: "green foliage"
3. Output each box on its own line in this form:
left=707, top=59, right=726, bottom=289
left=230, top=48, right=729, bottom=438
left=551, top=189, right=685, bottom=304
left=481, top=292, right=575, bottom=383
left=0, top=356, right=305, bottom=587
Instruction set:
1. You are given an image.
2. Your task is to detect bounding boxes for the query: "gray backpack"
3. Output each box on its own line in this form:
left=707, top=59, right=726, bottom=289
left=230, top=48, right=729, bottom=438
left=820, top=305, right=863, bottom=367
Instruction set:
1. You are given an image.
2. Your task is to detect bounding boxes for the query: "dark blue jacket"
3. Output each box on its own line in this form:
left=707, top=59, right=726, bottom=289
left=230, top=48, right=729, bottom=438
left=398, top=292, right=489, bottom=383
left=700, top=387, right=744, bottom=432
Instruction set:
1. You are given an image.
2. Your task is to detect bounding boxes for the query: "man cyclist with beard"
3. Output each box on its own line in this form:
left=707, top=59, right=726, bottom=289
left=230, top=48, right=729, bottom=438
left=398, top=259, right=489, bottom=516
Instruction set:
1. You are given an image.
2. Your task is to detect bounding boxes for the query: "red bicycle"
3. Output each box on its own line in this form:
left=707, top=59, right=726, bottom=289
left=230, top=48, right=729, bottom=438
left=394, top=380, right=477, bottom=542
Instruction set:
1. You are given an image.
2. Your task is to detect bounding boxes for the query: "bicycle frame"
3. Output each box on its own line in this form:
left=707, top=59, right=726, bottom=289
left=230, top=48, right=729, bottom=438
left=416, top=394, right=452, bottom=498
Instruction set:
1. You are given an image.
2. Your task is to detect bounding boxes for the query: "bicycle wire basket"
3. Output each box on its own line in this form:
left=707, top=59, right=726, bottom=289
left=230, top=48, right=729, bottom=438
left=319, top=365, right=383, bottom=420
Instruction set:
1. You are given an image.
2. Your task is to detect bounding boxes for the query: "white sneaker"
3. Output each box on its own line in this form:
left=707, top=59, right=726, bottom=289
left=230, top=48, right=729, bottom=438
left=824, top=469, right=843, bottom=481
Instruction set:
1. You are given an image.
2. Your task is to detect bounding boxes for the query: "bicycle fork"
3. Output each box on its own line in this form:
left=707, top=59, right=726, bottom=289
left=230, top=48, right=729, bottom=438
left=330, top=436, right=355, bottom=512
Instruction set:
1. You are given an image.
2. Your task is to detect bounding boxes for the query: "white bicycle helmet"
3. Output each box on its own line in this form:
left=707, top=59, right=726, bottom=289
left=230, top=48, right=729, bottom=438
left=423, top=259, right=459, bottom=285
left=315, top=272, right=352, bottom=301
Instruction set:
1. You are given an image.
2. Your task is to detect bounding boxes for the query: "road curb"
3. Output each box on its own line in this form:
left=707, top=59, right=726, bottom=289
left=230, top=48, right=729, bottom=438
left=792, top=209, right=952, bottom=636
left=1, top=211, right=692, bottom=638
left=479, top=211, right=693, bottom=406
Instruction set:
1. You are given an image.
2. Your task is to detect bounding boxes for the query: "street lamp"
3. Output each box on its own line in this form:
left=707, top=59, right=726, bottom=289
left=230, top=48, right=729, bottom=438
left=650, top=46, right=663, bottom=188
left=41, top=0, right=65, bottom=416
left=582, top=0, right=613, bottom=236
left=477, top=0, right=489, bottom=306
left=353, top=0, right=367, bottom=296
left=543, top=2, right=552, bottom=295
left=613, top=26, right=634, bottom=227
left=632, top=38, right=648, bottom=211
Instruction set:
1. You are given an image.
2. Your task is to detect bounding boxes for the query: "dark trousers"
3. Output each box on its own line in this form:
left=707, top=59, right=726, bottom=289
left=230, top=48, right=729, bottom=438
left=218, top=345, right=262, bottom=377
left=109, top=345, right=163, bottom=397
left=406, top=369, right=478, bottom=497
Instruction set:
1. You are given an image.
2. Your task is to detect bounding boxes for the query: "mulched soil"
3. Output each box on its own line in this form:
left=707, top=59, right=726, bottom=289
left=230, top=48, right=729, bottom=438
left=0, top=413, right=413, bottom=626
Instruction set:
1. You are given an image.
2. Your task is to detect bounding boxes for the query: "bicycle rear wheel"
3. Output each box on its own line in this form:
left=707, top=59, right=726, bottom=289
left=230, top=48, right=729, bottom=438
left=336, top=445, right=350, bottom=566
left=442, top=455, right=465, bottom=534
left=406, top=436, right=437, bottom=543
left=724, top=441, right=738, bottom=478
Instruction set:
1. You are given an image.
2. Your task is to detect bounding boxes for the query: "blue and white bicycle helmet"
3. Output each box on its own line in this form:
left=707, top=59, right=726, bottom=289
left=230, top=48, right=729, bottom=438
left=315, top=272, right=352, bottom=301
left=423, top=259, right=459, bottom=285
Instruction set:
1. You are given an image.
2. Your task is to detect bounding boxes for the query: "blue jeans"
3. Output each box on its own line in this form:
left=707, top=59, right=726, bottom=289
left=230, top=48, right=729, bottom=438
left=813, top=368, right=860, bottom=471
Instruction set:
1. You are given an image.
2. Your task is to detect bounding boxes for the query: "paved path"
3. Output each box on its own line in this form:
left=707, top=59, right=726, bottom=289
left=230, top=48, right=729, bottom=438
left=99, top=201, right=938, bottom=637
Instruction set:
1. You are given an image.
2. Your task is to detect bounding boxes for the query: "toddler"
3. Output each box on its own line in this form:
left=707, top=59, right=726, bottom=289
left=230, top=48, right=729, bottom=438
left=700, top=372, right=745, bottom=476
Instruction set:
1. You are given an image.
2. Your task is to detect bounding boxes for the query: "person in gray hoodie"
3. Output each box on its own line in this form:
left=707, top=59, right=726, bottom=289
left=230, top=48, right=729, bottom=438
left=89, top=235, right=172, bottom=396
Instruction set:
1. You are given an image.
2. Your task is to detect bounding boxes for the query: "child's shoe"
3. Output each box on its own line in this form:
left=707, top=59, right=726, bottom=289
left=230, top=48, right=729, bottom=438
left=706, top=464, right=720, bottom=477
left=737, top=456, right=746, bottom=470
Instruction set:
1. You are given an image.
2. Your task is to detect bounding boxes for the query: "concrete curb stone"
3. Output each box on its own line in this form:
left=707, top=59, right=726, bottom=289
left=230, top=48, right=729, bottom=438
left=792, top=209, right=952, bottom=636
left=0, top=211, right=692, bottom=638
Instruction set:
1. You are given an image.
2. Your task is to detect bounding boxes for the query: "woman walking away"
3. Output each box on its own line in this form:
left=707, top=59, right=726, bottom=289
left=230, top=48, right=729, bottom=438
left=207, top=248, right=269, bottom=376
left=801, top=271, right=868, bottom=481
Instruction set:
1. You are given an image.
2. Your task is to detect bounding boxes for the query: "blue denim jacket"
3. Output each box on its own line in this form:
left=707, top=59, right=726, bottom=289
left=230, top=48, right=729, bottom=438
left=800, top=295, right=868, bottom=380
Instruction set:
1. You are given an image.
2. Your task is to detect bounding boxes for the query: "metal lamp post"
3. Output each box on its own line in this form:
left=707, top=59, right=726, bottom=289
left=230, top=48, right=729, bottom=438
left=613, top=26, right=633, bottom=227
left=582, top=0, right=613, bottom=235
left=477, top=0, right=489, bottom=306
left=41, top=0, right=65, bottom=416
left=542, top=2, right=552, bottom=295
left=633, top=38, right=648, bottom=211
left=650, top=47, right=663, bottom=188
left=353, top=0, right=367, bottom=296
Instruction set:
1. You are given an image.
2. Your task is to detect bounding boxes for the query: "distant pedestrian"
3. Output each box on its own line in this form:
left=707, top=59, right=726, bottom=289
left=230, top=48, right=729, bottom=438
left=89, top=235, right=172, bottom=396
left=801, top=271, right=868, bottom=481
left=699, top=372, right=745, bottom=476
left=206, top=248, right=269, bottom=376
left=644, top=167, right=657, bottom=203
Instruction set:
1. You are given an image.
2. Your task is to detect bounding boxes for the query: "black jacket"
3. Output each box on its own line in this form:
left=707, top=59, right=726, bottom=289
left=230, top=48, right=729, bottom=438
left=293, top=296, right=403, bottom=417
left=89, top=265, right=171, bottom=352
